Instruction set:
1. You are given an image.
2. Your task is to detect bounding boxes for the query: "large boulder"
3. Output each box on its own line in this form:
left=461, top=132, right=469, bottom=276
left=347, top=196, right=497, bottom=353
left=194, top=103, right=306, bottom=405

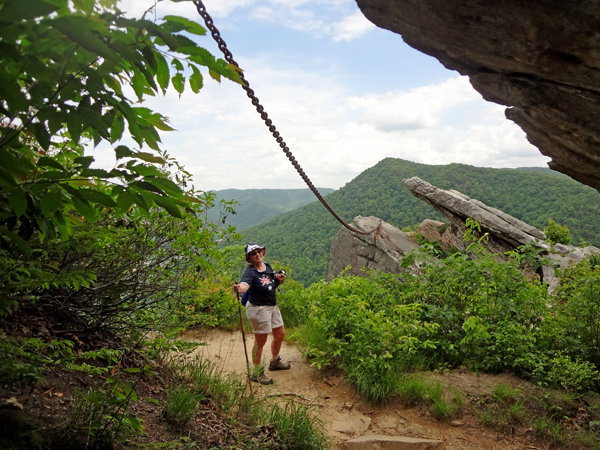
left=356, top=0, right=600, bottom=193
left=327, top=216, right=419, bottom=280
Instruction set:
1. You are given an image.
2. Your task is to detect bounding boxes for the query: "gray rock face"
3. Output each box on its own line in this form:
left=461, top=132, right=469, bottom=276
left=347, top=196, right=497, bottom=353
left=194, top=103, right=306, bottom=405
left=327, top=216, right=419, bottom=280
left=356, top=0, right=600, bottom=192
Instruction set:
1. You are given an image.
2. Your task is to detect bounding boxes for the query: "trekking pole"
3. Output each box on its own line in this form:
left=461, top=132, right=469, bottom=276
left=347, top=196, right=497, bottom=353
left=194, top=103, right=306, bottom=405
left=236, top=290, right=253, bottom=395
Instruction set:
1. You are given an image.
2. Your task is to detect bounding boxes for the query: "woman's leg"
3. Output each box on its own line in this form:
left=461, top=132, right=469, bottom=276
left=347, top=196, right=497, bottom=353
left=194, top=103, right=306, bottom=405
left=252, top=332, right=269, bottom=366
left=271, top=326, right=285, bottom=359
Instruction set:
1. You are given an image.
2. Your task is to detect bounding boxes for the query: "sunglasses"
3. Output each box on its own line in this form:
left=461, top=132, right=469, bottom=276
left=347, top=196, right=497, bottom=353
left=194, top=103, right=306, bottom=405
left=249, top=249, right=262, bottom=257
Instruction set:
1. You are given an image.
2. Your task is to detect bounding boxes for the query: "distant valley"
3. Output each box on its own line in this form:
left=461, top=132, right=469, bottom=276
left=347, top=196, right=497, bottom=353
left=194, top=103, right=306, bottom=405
left=206, top=188, right=334, bottom=231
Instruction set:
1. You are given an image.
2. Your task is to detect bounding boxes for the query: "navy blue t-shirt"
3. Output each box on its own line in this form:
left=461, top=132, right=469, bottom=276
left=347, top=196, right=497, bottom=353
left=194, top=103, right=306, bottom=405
left=240, top=263, right=280, bottom=306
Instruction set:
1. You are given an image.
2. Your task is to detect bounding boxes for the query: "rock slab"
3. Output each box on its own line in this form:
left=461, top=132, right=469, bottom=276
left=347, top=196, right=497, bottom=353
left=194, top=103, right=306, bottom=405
left=338, top=435, right=445, bottom=450
left=403, top=176, right=546, bottom=251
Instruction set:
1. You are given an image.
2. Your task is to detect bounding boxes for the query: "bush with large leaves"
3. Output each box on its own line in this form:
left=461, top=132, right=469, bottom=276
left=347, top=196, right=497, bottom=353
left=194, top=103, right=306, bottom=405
left=0, top=0, right=242, bottom=315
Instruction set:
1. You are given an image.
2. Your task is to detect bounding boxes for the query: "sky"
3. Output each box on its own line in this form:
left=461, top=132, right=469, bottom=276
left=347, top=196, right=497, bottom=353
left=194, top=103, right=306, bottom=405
left=93, top=0, right=550, bottom=192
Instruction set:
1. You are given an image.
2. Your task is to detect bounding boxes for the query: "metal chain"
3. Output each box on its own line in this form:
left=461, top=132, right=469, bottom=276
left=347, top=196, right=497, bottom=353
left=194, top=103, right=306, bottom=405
left=193, top=0, right=379, bottom=236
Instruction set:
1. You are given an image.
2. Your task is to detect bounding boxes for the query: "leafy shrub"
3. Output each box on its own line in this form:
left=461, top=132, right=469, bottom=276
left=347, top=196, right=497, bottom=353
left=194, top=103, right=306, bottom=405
left=535, top=352, right=600, bottom=393
left=298, top=273, right=437, bottom=401
left=551, top=258, right=600, bottom=366
left=545, top=218, right=573, bottom=245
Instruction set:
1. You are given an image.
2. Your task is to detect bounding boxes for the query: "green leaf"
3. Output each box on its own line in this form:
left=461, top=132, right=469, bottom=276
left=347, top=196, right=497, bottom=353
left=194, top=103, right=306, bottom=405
left=51, top=211, right=69, bottom=240
left=131, top=69, right=147, bottom=101
left=172, top=35, right=197, bottom=49
left=71, top=196, right=97, bottom=224
left=67, top=179, right=96, bottom=187
left=32, top=123, right=51, bottom=151
left=131, top=191, right=152, bottom=212
left=146, top=193, right=182, bottom=218
left=77, top=189, right=117, bottom=208
left=67, top=112, right=82, bottom=144
left=133, top=152, right=166, bottom=164
left=131, top=164, right=163, bottom=177
left=74, top=156, right=94, bottom=169
left=209, top=68, right=221, bottom=82
left=49, top=16, right=117, bottom=61
left=133, top=108, right=175, bottom=131
left=117, top=189, right=135, bottom=212
left=0, top=0, right=58, bottom=22
left=162, top=15, right=206, bottom=36
left=115, top=145, right=133, bottom=159
left=110, top=113, right=125, bottom=144
left=141, top=45, right=157, bottom=73
left=37, top=156, right=66, bottom=171
left=172, top=73, right=185, bottom=95
left=9, top=189, right=28, bottom=217
left=155, top=51, right=170, bottom=93
left=0, top=228, right=32, bottom=253
left=0, top=70, right=29, bottom=114
left=146, top=177, right=183, bottom=196
left=171, top=59, right=184, bottom=72
left=103, top=74, right=123, bottom=97
left=189, top=66, right=203, bottom=94
left=80, top=168, right=111, bottom=178
left=111, top=185, right=125, bottom=196
left=40, top=190, right=61, bottom=216
left=130, top=180, right=164, bottom=195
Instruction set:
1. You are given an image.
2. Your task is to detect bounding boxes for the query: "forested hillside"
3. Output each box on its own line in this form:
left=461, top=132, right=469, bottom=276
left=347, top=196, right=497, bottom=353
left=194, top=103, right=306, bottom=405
left=206, top=188, right=333, bottom=230
left=242, top=159, right=600, bottom=285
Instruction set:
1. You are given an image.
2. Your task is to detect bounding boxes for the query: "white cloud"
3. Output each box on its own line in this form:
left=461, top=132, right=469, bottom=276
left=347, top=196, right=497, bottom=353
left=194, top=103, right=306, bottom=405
left=332, top=10, right=375, bottom=42
left=245, top=0, right=373, bottom=42
left=349, top=76, right=481, bottom=132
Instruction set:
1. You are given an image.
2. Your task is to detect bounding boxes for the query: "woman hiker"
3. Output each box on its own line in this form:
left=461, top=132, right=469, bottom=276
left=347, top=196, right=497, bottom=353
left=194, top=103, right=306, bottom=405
left=233, top=243, right=291, bottom=385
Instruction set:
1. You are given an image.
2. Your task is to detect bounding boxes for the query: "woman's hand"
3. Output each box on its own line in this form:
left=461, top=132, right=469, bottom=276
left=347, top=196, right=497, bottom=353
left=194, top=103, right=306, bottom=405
left=275, top=273, right=286, bottom=285
left=233, top=283, right=249, bottom=294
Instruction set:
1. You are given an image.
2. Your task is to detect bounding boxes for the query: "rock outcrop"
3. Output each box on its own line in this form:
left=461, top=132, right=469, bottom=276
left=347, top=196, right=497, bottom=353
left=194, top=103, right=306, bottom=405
left=327, top=177, right=598, bottom=292
left=327, top=216, right=419, bottom=280
left=404, top=176, right=599, bottom=291
left=403, top=176, right=547, bottom=256
left=356, top=0, right=600, bottom=192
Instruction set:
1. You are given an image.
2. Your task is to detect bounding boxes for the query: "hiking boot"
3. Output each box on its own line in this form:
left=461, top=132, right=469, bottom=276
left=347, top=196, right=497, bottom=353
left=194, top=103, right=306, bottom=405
left=250, top=372, right=273, bottom=385
left=268, top=356, right=291, bottom=371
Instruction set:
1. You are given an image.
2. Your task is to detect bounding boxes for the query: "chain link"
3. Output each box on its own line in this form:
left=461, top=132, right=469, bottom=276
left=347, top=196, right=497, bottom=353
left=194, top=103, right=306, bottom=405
left=193, top=0, right=379, bottom=236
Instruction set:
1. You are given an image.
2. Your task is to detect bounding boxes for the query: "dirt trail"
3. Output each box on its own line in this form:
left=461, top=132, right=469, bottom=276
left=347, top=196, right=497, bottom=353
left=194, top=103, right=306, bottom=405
left=184, top=328, right=545, bottom=449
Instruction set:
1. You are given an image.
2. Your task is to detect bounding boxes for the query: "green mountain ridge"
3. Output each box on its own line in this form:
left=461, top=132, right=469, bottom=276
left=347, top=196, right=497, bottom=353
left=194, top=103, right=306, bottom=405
left=240, top=159, right=600, bottom=286
left=207, top=188, right=334, bottom=231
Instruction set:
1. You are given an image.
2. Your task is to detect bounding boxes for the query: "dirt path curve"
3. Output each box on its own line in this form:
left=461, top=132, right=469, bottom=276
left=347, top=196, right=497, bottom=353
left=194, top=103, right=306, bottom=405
left=184, top=328, right=536, bottom=450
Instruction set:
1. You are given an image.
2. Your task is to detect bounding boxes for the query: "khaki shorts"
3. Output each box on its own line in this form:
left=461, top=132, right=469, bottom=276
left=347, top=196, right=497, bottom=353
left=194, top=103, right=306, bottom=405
left=245, top=303, right=284, bottom=334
